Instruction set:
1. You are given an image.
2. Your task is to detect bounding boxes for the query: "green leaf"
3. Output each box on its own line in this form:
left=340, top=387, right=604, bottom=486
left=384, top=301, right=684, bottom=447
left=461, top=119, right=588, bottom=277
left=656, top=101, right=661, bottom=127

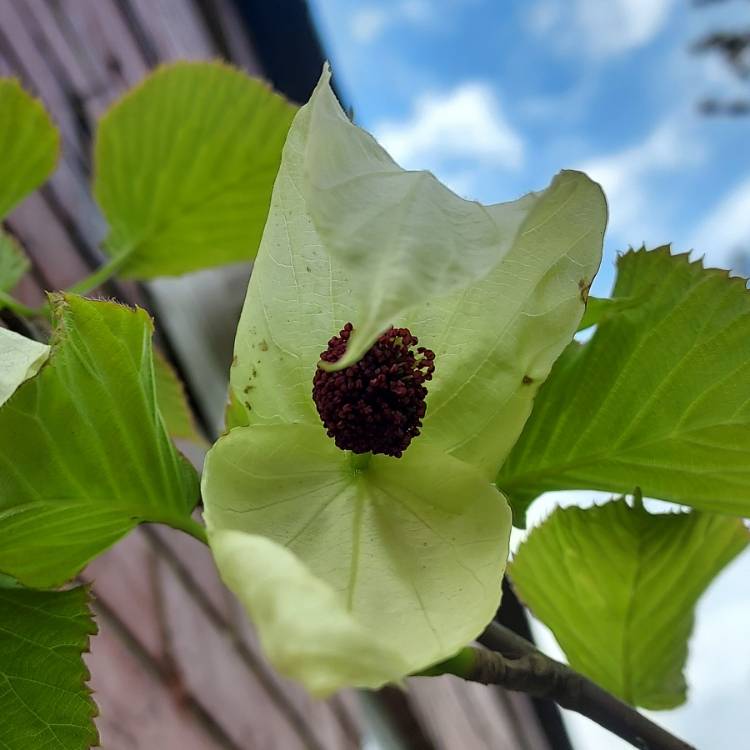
left=0, top=231, right=30, bottom=293
left=0, top=294, right=200, bottom=588
left=0, top=326, right=49, bottom=408
left=153, top=349, right=203, bottom=443
left=510, top=499, right=749, bottom=709
left=94, top=61, right=297, bottom=278
left=0, top=586, right=98, bottom=750
left=0, top=78, right=59, bottom=219
left=203, top=422, right=512, bottom=695
left=229, top=68, right=606, bottom=478
left=498, top=247, right=750, bottom=518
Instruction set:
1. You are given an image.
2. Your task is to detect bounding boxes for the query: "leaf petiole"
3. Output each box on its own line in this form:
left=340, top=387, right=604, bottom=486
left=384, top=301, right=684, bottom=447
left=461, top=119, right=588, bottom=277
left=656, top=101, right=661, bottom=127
left=66, top=249, right=134, bottom=295
left=414, top=647, right=477, bottom=678
left=0, top=290, right=40, bottom=317
left=165, top=515, right=209, bottom=545
left=0, top=249, right=135, bottom=319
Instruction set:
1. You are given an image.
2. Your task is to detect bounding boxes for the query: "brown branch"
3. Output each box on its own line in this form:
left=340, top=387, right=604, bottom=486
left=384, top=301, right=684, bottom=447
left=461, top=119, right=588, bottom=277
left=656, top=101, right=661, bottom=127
left=473, top=622, right=695, bottom=750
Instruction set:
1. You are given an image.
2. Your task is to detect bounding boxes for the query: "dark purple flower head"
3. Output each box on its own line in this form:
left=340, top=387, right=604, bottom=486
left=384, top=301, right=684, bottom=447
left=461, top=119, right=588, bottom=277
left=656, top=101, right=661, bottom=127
left=312, top=323, right=435, bottom=457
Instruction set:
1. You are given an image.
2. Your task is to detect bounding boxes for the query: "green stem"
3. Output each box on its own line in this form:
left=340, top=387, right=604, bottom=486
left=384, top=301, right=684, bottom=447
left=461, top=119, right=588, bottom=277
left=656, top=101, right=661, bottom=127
left=415, top=647, right=477, bottom=678
left=349, top=451, right=372, bottom=473
left=0, top=250, right=134, bottom=320
left=66, top=251, right=133, bottom=295
left=0, top=290, right=42, bottom=318
left=163, top=515, right=209, bottom=545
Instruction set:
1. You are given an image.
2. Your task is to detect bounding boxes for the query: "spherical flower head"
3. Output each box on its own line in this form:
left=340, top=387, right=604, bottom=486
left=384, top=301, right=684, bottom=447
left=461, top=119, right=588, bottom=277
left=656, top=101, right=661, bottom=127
left=312, top=323, right=435, bottom=457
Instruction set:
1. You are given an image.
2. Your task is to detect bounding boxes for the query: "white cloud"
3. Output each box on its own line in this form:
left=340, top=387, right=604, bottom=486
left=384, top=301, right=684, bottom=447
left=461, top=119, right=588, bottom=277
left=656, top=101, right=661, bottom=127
left=400, top=0, right=430, bottom=22
left=689, top=176, right=750, bottom=266
left=350, top=7, right=390, bottom=43
left=577, top=121, right=704, bottom=244
left=350, top=1, right=431, bottom=43
left=525, top=0, right=563, bottom=36
left=527, top=0, right=677, bottom=57
left=373, top=83, right=524, bottom=180
left=578, top=0, right=677, bottom=55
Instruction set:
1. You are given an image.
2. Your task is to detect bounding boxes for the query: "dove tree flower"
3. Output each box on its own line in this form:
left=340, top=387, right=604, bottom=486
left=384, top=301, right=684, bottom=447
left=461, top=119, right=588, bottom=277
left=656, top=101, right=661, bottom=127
left=202, top=66, right=607, bottom=696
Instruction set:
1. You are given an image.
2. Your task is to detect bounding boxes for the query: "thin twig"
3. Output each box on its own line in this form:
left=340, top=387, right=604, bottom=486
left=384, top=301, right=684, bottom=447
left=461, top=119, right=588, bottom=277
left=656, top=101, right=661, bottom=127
left=480, top=620, right=537, bottom=657
left=472, top=622, right=695, bottom=750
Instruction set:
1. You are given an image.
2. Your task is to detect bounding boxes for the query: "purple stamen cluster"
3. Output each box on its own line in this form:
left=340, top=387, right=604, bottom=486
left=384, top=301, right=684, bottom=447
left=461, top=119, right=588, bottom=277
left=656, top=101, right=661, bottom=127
left=312, top=323, right=436, bottom=458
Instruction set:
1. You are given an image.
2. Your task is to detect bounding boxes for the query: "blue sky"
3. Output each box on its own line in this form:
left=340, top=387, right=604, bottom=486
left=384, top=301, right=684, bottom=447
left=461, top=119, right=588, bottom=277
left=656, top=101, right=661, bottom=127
left=308, top=2, right=750, bottom=748
left=310, top=0, right=750, bottom=298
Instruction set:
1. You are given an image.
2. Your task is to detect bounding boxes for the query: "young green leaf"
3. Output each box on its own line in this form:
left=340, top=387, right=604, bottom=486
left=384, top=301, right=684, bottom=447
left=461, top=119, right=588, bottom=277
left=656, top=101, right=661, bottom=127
left=0, top=78, right=59, bottom=219
left=94, top=62, right=297, bottom=278
left=0, top=231, right=30, bottom=293
left=498, top=247, right=750, bottom=520
left=204, top=422, right=511, bottom=696
left=153, top=349, right=203, bottom=443
left=0, top=295, right=199, bottom=588
left=0, top=326, right=48, bottom=408
left=510, top=499, right=749, bottom=709
left=0, top=586, right=98, bottom=750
